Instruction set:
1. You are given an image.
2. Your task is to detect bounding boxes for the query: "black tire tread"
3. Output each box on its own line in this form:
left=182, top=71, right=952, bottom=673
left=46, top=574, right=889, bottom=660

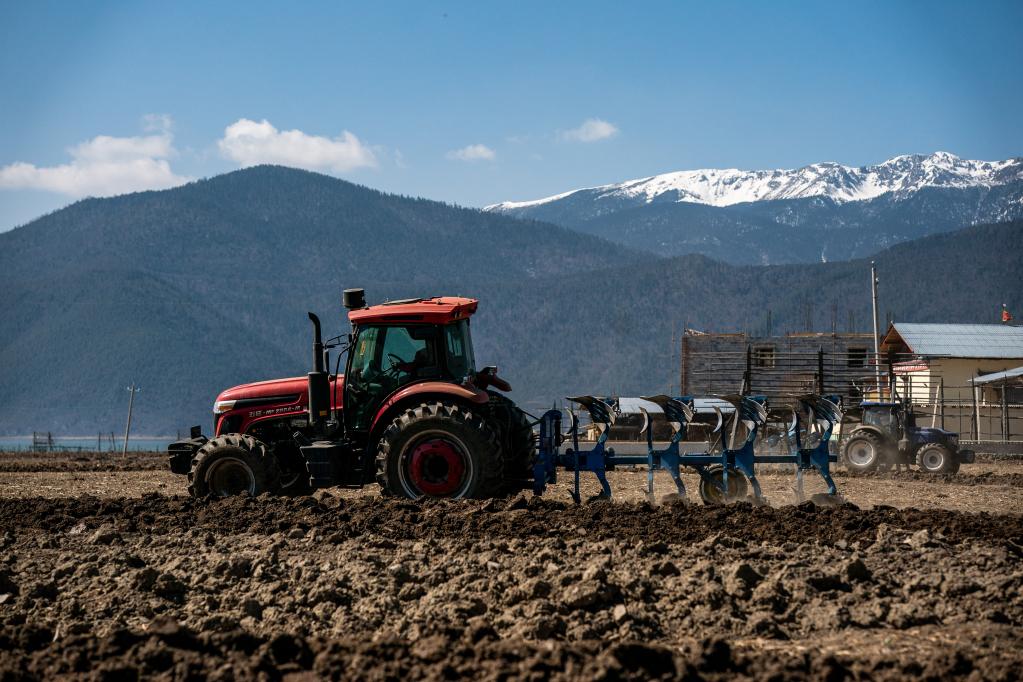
left=375, top=401, right=502, bottom=499
left=487, top=391, right=536, bottom=493
left=842, top=430, right=886, bottom=473
left=917, top=443, right=956, bottom=474
left=187, top=433, right=281, bottom=498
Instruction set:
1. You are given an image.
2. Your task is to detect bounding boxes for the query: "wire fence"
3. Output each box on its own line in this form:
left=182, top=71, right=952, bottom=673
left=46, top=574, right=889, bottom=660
left=0, top=433, right=175, bottom=453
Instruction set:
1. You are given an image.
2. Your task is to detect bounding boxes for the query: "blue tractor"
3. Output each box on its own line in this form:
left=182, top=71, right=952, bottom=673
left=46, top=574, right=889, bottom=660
left=840, top=398, right=975, bottom=474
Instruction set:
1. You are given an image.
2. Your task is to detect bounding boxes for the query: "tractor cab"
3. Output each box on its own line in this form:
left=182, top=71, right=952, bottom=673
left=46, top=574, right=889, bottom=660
left=860, top=401, right=906, bottom=438
left=342, top=300, right=479, bottom=434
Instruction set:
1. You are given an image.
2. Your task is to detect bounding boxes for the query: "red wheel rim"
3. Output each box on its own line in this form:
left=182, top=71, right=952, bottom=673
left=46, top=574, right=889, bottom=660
left=408, top=437, right=467, bottom=496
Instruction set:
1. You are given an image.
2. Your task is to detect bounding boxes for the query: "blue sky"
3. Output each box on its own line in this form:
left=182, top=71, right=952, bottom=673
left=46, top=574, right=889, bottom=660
left=1, top=0, right=1021, bottom=230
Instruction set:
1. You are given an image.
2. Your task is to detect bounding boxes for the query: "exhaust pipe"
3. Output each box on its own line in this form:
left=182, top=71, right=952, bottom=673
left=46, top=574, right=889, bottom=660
left=307, top=312, right=330, bottom=432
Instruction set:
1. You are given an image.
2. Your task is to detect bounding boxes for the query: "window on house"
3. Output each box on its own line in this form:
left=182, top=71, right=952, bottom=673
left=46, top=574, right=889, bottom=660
left=847, top=347, right=867, bottom=368
left=753, top=345, right=775, bottom=368
left=1003, top=386, right=1023, bottom=405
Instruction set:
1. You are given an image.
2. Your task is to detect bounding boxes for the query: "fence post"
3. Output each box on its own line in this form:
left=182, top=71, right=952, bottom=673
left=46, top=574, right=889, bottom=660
left=817, top=346, right=825, bottom=395
left=972, top=384, right=980, bottom=440
left=680, top=333, right=688, bottom=395
left=1002, top=385, right=1010, bottom=441
left=939, top=379, right=945, bottom=430
left=743, top=344, right=752, bottom=395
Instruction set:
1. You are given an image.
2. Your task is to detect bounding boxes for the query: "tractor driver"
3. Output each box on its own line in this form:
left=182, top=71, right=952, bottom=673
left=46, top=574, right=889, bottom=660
left=348, top=325, right=439, bottom=396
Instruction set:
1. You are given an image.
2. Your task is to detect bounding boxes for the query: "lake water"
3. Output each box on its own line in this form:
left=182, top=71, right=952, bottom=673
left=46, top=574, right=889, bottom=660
left=0, top=436, right=175, bottom=452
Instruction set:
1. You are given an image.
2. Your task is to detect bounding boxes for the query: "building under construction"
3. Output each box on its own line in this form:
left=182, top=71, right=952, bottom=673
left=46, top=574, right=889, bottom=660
left=680, top=329, right=877, bottom=404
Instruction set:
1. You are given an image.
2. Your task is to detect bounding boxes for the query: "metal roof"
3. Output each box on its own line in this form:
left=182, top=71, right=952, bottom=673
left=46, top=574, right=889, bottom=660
left=970, top=365, right=1023, bottom=385
left=885, top=323, right=1023, bottom=358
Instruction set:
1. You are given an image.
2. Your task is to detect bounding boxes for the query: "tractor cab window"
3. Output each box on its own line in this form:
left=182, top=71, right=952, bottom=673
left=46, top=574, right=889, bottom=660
left=349, top=326, right=383, bottom=382
left=863, top=407, right=896, bottom=430
left=444, top=320, right=475, bottom=380
left=346, top=324, right=441, bottom=431
left=381, top=326, right=438, bottom=382
left=350, top=325, right=439, bottom=386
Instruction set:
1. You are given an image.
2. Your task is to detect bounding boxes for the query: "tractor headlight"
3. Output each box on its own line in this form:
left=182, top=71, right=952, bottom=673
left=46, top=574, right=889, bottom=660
left=213, top=399, right=237, bottom=414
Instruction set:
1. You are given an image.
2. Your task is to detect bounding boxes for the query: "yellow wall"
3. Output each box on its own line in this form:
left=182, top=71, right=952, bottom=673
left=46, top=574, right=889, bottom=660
left=894, top=357, right=1023, bottom=440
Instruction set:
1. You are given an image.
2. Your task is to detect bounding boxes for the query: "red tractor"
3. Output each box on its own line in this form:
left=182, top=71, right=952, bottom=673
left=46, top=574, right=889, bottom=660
left=168, top=289, right=534, bottom=499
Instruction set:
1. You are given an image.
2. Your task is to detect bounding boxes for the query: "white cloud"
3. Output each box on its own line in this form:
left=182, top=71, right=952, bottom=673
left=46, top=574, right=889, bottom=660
left=0, top=115, right=190, bottom=198
left=446, top=144, right=496, bottom=162
left=561, top=118, right=619, bottom=143
left=218, top=118, right=377, bottom=172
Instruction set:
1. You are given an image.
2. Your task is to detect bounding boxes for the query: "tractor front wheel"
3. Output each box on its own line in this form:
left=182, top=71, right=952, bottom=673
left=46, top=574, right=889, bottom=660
left=375, top=401, right=502, bottom=499
left=917, top=443, right=957, bottom=474
left=187, top=434, right=281, bottom=498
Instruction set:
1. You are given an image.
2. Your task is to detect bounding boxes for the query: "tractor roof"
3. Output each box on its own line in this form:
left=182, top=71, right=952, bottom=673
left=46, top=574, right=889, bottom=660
left=347, top=296, right=478, bottom=325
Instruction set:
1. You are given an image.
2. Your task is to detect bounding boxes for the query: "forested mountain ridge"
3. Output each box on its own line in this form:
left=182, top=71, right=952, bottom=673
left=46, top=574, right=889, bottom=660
left=0, top=165, right=1019, bottom=434
left=0, top=166, right=641, bottom=436
left=0, top=165, right=637, bottom=286
left=467, top=221, right=1023, bottom=406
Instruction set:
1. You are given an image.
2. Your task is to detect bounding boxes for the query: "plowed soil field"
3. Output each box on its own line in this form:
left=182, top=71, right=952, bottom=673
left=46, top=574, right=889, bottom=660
left=1, top=451, right=1021, bottom=680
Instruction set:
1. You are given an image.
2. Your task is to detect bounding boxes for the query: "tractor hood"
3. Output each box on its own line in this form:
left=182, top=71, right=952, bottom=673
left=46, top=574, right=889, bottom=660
left=217, top=376, right=308, bottom=402
left=915, top=427, right=957, bottom=440
left=215, top=375, right=344, bottom=409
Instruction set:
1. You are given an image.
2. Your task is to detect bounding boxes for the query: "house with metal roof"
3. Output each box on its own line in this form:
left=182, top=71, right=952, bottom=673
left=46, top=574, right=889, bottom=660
left=880, top=323, right=1023, bottom=441
left=881, top=323, right=1023, bottom=359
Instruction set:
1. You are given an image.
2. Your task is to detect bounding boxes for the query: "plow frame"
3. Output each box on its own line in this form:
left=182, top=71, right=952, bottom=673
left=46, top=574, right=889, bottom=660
left=532, top=391, right=843, bottom=505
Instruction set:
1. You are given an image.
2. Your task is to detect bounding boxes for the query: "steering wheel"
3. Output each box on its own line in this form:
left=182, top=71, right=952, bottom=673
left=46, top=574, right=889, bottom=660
left=385, top=353, right=407, bottom=377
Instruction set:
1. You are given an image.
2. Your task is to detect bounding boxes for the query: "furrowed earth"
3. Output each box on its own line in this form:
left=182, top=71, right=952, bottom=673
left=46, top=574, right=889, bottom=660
left=0, top=450, right=1021, bottom=680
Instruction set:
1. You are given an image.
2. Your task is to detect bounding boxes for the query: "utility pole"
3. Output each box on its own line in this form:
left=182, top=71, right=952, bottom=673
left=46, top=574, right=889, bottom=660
left=122, top=384, right=140, bottom=455
left=669, top=320, right=676, bottom=394
left=870, top=261, right=882, bottom=398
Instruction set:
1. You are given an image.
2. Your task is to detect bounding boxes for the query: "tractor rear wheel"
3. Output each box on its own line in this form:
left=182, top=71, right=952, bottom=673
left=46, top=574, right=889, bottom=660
left=698, top=465, right=749, bottom=504
left=917, top=443, right=956, bottom=474
left=375, top=401, right=502, bottom=499
left=187, top=434, right=281, bottom=498
left=842, top=431, right=886, bottom=473
left=488, top=391, right=536, bottom=493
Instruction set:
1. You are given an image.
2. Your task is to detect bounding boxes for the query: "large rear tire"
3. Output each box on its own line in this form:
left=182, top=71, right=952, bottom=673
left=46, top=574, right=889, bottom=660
left=842, top=431, right=886, bottom=473
left=488, top=391, right=536, bottom=493
left=375, top=401, right=502, bottom=499
left=187, top=434, right=281, bottom=498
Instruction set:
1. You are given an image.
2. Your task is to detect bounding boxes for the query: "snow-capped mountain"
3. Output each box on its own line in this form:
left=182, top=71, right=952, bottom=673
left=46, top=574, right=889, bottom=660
left=487, top=152, right=1023, bottom=213
left=485, top=152, right=1023, bottom=265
